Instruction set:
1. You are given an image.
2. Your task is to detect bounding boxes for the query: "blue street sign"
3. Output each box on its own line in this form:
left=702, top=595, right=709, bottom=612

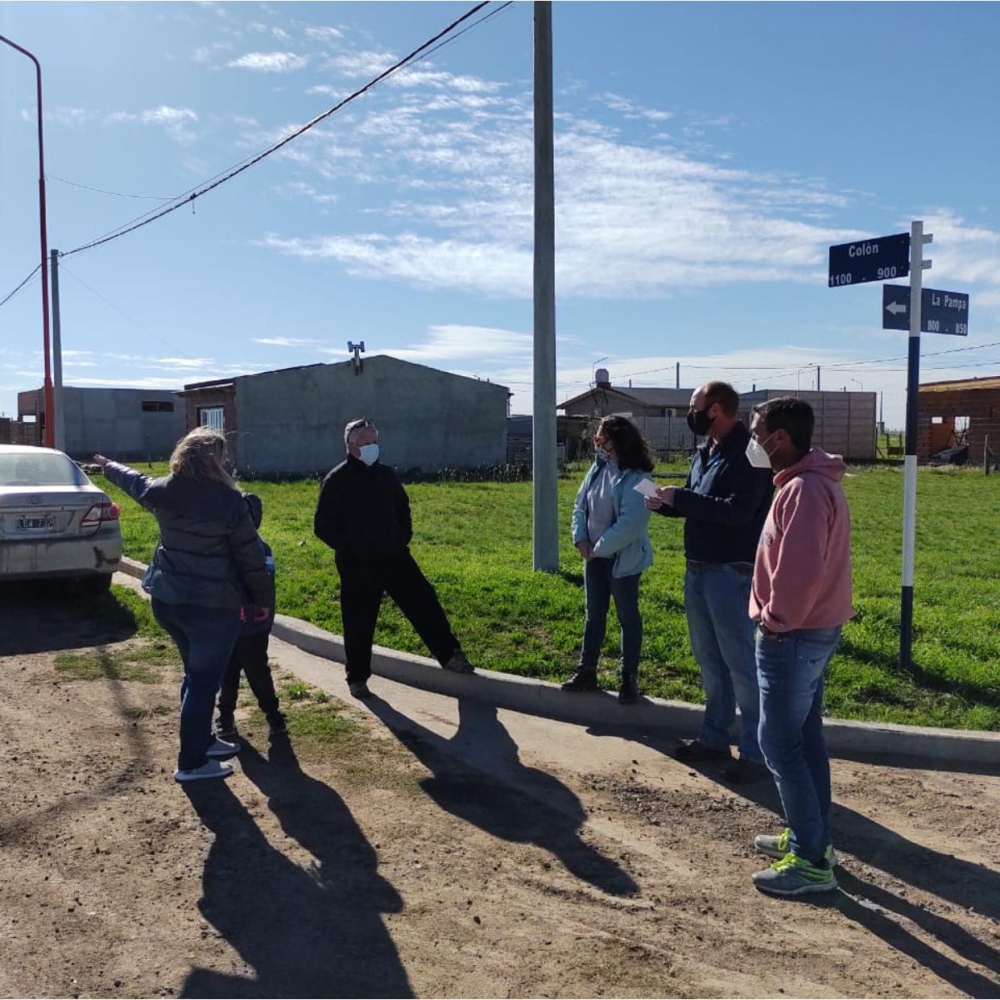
left=882, top=285, right=969, bottom=336
left=829, top=233, right=910, bottom=287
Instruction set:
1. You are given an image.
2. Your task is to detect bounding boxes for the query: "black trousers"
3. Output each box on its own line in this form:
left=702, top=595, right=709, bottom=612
left=217, top=630, right=280, bottom=721
left=339, top=549, right=459, bottom=684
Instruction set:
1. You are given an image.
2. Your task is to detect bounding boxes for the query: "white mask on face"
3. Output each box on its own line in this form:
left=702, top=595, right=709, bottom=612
left=358, top=443, right=380, bottom=466
left=594, top=446, right=610, bottom=463
left=745, top=434, right=774, bottom=470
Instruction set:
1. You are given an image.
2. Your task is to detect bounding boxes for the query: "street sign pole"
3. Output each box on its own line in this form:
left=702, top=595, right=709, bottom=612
left=900, top=220, right=931, bottom=671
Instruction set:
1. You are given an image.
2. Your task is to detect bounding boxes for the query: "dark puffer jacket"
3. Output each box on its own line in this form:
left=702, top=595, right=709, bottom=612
left=103, top=461, right=273, bottom=611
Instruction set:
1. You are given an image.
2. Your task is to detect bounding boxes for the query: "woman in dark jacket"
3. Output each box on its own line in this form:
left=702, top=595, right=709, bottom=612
left=94, top=428, right=273, bottom=783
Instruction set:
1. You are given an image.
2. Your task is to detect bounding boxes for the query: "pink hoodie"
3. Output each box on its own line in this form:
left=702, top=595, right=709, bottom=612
left=749, top=448, right=854, bottom=633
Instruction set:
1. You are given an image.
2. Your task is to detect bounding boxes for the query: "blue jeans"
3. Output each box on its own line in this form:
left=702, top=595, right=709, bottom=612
left=684, top=562, right=762, bottom=763
left=580, top=559, right=642, bottom=679
left=152, top=599, right=242, bottom=772
left=756, top=625, right=843, bottom=864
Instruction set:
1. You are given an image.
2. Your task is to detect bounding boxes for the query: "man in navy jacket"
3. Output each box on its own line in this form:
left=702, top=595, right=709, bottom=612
left=646, top=382, right=773, bottom=782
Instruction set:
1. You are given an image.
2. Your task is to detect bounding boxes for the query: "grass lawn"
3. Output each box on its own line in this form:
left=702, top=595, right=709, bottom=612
left=102, top=460, right=1000, bottom=731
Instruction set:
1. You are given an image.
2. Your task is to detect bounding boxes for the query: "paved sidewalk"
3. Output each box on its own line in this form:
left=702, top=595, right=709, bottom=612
left=117, top=558, right=1000, bottom=767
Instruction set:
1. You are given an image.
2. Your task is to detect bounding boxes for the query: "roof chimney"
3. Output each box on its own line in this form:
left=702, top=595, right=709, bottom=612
left=595, top=368, right=610, bottom=388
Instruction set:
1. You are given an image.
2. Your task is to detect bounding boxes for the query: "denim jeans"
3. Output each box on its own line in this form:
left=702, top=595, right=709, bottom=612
left=580, top=558, right=642, bottom=678
left=684, top=562, right=762, bottom=763
left=756, top=624, right=843, bottom=864
left=152, top=599, right=242, bottom=771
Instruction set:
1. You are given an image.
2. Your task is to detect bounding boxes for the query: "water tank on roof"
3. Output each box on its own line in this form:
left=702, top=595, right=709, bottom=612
left=595, top=368, right=610, bottom=387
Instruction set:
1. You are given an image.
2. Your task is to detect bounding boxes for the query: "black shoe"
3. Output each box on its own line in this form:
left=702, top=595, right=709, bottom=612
left=618, top=675, right=639, bottom=705
left=673, top=737, right=731, bottom=762
left=267, top=712, right=288, bottom=737
left=348, top=681, right=373, bottom=699
left=215, top=718, right=238, bottom=742
left=721, top=758, right=770, bottom=784
left=561, top=669, right=599, bottom=692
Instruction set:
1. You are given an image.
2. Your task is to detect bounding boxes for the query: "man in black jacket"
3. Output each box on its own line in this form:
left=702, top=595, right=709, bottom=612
left=645, top=382, right=773, bottom=782
left=314, top=418, right=475, bottom=698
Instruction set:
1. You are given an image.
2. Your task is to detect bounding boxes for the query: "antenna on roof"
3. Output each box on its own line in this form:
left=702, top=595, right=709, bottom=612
left=347, top=340, right=365, bottom=376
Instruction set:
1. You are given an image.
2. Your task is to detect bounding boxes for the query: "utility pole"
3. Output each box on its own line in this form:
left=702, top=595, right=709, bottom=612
left=0, top=33, right=54, bottom=446
left=50, top=249, right=65, bottom=451
left=675, top=362, right=680, bottom=389
left=532, top=1, right=558, bottom=572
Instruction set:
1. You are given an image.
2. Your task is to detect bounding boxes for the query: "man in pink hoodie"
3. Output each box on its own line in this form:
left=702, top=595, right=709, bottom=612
left=746, top=397, right=853, bottom=897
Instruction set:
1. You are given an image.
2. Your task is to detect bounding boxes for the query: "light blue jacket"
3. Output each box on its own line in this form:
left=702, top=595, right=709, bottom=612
left=571, top=460, right=654, bottom=578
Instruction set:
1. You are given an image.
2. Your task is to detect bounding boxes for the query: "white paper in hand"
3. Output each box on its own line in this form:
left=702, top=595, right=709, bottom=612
left=632, top=478, right=660, bottom=498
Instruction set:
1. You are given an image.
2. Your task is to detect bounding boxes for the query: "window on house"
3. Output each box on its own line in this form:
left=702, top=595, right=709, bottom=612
left=199, top=407, right=224, bottom=432
left=142, top=400, right=175, bottom=413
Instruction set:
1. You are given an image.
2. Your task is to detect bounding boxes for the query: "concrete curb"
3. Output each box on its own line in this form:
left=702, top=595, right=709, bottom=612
left=117, top=557, right=1000, bottom=766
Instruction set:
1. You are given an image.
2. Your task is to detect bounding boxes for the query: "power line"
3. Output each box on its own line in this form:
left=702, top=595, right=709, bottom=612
left=59, top=0, right=498, bottom=262
left=0, top=1, right=504, bottom=307
left=0, top=264, right=41, bottom=309
left=46, top=174, right=174, bottom=201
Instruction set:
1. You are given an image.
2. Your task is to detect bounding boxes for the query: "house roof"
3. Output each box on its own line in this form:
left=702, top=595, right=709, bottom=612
left=558, top=385, right=694, bottom=410
left=920, top=375, right=1000, bottom=393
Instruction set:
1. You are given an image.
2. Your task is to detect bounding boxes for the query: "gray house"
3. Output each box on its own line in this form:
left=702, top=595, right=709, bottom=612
left=180, top=355, right=511, bottom=475
left=560, top=372, right=877, bottom=460
left=17, top=386, right=185, bottom=461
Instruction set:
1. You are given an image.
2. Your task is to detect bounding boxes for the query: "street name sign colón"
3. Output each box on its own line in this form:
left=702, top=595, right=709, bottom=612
left=882, top=285, right=969, bottom=336
left=829, top=233, right=910, bottom=287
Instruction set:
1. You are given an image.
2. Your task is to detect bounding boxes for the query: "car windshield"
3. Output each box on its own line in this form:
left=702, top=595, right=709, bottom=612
left=0, top=453, right=86, bottom=487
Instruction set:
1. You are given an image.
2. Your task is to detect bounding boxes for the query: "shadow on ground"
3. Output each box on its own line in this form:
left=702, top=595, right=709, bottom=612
left=0, top=581, right=136, bottom=655
left=587, top=722, right=1000, bottom=997
left=367, top=695, right=639, bottom=898
left=180, top=738, right=411, bottom=999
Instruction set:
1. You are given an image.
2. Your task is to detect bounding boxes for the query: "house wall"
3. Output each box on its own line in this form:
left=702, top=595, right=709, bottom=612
left=17, top=387, right=185, bottom=460
left=917, top=387, right=1000, bottom=463
left=232, top=357, right=509, bottom=475
left=182, top=386, right=237, bottom=438
left=743, top=390, right=877, bottom=461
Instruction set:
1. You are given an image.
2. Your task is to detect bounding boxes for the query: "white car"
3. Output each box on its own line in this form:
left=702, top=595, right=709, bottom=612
left=0, top=444, right=123, bottom=593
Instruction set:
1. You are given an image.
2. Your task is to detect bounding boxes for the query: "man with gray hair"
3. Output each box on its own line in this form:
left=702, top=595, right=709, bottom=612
left=314, top=417, right=475, bottom=698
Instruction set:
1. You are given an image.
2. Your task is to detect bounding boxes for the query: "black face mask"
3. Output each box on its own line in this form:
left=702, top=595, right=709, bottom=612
left=687, top=407, right=715, bottom=436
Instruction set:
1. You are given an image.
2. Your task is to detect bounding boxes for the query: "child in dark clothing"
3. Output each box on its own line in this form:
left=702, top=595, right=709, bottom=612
left=215, top=493, right=286, bottom=740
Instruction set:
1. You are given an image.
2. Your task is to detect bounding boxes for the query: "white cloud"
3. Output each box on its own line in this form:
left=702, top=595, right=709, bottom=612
left=367, top=324, right=532, bottom=363
left=42, top=107, right=95, bottom=128
left=329, top=50, right=396, bottom=78
left=105, top=106, right=199, bottom=143
left=253, top=337, right=320, bottom=347
left=228, top=52, right=308, bottom=73
left=305, top=26, right=344, bottom=42
left=600, top=92, right=673, bottom=123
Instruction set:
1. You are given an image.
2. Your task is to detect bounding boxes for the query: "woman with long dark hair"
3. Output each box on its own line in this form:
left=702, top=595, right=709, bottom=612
left=94, top=428, right=273, bottom=783
left=562, top=415, right=655, bottom=704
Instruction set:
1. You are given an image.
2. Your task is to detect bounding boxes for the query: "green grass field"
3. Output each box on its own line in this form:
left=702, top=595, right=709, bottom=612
left=102, top=460, right=1000, bottom=731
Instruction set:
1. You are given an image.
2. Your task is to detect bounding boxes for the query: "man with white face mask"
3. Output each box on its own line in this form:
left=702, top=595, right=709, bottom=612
left=746, top=397, right=853, bottom=897
left=314, top=417, right=475, bottom=698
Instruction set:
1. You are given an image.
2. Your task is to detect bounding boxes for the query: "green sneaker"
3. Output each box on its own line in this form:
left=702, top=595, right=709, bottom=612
left=754, top=827, right=838, bottom=866
left=752, top=852, right=838, bottom=897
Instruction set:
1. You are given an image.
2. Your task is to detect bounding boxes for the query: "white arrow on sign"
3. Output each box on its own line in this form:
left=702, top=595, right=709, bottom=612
left=886, top=300, right=907, bottom=316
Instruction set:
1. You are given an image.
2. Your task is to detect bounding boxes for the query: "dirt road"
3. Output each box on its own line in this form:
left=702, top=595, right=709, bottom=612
left=1, top=581, right=998, bottom=998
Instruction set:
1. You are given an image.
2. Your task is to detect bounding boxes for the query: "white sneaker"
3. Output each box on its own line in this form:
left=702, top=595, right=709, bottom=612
left=206, top=737, right=241, bottom=758
left=174, top=760, right=233, bottom=783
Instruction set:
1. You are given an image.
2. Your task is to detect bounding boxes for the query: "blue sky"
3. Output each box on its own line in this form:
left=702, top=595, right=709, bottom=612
left=2, top=1, right=1000, bottom=427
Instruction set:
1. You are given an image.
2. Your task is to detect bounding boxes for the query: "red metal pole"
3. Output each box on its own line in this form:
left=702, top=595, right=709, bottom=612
left=0, top=33, right=54, bottom=447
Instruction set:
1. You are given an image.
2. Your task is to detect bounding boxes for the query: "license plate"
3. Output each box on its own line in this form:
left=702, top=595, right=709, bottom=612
left=16, top=515, right=54, bottom=531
